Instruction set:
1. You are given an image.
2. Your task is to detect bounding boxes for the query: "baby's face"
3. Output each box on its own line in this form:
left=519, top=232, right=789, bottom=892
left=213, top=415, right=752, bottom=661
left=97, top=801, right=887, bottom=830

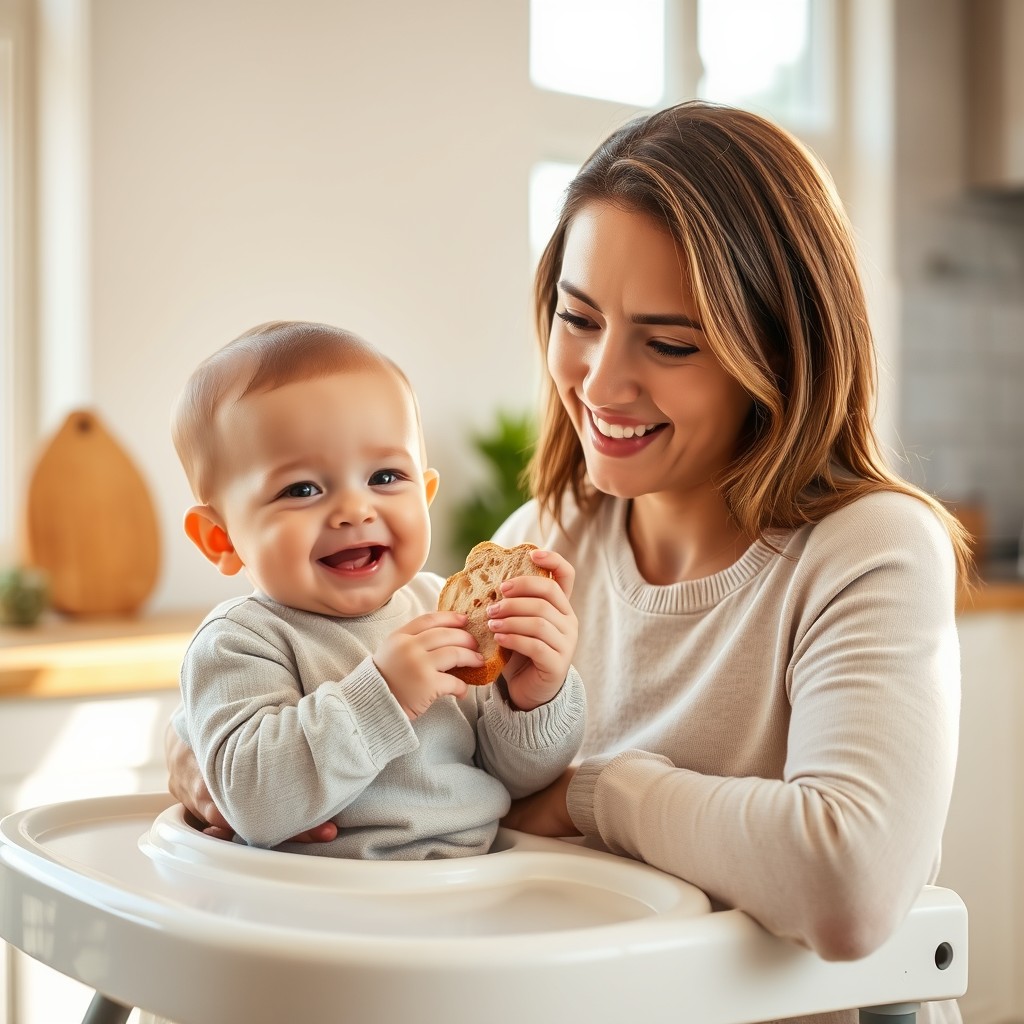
left=212, top=368, right=436, bottom=617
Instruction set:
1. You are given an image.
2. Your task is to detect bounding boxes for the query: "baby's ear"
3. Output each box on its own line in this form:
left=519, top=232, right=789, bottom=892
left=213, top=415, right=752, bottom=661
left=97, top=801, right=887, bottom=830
left=183, top=506, right=244, bottom=576
left=423, top=468, right=440, bottom=507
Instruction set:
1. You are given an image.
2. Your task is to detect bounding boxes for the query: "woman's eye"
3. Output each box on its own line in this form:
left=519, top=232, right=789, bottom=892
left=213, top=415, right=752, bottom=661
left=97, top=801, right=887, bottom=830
left=279, top=481, right=321, bottom=499
left=649, top=340, right=699, bottom=358
left=369, top=469, right=403, bottom=486
left=555, top=309, right=594, bottom=330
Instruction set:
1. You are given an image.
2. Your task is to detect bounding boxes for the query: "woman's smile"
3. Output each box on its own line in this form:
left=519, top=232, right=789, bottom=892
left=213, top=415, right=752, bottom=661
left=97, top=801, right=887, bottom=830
left=584, top=408, right=668, bottom=456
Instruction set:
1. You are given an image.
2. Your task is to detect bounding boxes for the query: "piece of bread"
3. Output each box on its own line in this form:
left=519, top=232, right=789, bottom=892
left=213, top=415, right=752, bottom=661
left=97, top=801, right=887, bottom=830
left=438, top=541, right=550, bottom=685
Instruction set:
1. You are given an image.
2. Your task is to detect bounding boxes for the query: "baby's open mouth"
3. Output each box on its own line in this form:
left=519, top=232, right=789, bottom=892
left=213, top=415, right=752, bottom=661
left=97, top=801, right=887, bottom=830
left=319, top=545, right=386, bottom=571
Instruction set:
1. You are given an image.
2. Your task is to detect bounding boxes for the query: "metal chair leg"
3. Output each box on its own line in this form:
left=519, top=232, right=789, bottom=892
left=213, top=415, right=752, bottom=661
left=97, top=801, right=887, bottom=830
left=81, top=991, right=133, bottom=1024
left=860, top=1004, right=920, bottom=1024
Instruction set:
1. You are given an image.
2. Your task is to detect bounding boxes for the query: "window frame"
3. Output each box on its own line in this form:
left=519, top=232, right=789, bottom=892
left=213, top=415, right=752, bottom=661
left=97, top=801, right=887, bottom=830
left=0, top=0, right=36, bottom=567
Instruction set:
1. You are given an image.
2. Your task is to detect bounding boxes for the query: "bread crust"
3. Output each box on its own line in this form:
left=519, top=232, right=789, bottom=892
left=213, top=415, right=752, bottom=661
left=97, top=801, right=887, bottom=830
left=438, top=542, right=551, bottom=685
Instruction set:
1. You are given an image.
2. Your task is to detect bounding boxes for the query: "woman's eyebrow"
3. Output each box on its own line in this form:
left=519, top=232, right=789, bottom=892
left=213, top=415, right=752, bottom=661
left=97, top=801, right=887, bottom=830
left=558, top=280, right=703, bottom=330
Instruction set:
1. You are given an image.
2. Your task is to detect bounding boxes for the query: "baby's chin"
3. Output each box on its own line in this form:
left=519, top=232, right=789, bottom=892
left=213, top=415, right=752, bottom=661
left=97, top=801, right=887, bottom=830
left=252, top=584, right=389, bottom=619
left=295, top=595, right=392, bottom=619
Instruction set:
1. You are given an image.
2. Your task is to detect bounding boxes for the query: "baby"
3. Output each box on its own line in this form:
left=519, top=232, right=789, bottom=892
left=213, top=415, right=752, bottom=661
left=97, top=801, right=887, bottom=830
left=170, top=320, right=585, bottom=859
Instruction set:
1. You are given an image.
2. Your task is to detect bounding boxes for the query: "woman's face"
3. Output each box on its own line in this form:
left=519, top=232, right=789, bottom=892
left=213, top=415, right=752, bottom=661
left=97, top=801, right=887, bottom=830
left=547, top=200, right=753, bottom=504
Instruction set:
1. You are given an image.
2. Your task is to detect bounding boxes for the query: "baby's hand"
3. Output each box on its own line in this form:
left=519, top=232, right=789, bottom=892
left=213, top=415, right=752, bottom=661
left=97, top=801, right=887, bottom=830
left=486, top=549, right=577, bottom=712
left=373, top=611, right=483, bottom=719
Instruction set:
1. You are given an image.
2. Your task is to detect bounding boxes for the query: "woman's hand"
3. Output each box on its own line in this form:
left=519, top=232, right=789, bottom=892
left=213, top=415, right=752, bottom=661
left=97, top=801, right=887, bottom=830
left=501, top=766, right=581, bottom=838
left=490, top=549, right=578, bottom=712
left=163, top=721, right=339, bottom=843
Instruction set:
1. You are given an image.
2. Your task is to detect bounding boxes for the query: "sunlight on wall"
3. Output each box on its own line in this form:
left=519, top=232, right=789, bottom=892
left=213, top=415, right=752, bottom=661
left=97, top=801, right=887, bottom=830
left=15, top=697, right=165, bottom=808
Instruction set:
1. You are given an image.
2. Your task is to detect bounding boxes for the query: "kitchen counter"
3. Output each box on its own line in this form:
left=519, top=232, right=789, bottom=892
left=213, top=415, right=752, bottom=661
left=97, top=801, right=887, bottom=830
left=0, top=609, right=203, bottom=699
left=958, top=560, right=1024, bottom=614
left=1, top=571, right=1021, bottom=700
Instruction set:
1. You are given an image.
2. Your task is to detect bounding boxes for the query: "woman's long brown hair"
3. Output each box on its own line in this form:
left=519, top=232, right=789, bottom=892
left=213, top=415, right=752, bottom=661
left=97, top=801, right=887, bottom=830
left=529, top=101, right=973, bottom=581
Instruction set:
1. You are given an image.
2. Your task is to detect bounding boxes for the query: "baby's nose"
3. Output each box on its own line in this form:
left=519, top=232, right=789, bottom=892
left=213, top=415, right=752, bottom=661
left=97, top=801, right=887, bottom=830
left=330, top=491, right=376, bottom=527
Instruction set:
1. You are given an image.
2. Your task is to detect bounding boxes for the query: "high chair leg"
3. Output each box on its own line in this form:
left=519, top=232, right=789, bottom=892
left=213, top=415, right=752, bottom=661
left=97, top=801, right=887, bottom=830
left=81, top=992, right=133, bottom=1024
left=859, top=1004, right=920, bottom=1023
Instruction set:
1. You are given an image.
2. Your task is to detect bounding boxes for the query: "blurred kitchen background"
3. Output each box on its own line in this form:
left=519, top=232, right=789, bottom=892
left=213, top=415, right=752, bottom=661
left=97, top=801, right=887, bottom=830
left=3, top=0, right=1024, bottom=606
left=1, top=1, right=1023, bottom=1022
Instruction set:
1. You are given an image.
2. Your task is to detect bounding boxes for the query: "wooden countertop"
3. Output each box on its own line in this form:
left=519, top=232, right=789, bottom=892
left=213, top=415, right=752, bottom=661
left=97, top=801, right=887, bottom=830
left=0, top=609, right=203, bottom=700
left=2, top=572, right=1022, bottom=701
left=957, top=559, right=1024, bottom=614
left=958, top=578, right=1024, bottom=613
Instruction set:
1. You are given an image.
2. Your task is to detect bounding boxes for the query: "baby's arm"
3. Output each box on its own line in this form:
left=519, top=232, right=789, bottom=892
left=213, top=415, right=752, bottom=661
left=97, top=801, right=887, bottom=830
left=467, top=549, right=585, bottom=797
left=488, top=548, right=579, bottom=711
left=181, top=619, right=418, bottom=848
left=471, top=667, right=586, bottom=799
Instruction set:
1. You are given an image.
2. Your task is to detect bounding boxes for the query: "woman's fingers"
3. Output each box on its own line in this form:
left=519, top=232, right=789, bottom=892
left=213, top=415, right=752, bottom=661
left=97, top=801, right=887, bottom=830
left=287, top=821, right=340, bottom=844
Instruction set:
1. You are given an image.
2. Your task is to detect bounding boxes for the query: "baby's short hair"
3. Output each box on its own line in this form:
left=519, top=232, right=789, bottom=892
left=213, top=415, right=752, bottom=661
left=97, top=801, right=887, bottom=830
left=172, top=320, right=413, bottom=503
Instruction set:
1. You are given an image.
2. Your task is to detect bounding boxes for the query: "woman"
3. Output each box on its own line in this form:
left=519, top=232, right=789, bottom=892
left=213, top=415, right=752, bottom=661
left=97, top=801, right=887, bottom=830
left=168, top=101, right=970, bottom=1024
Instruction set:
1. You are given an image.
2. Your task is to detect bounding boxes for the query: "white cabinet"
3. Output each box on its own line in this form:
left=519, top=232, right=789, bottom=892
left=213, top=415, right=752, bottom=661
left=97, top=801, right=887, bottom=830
left=0, top=690, right=180, bottom=1024
left=939, top=612, right=1024, bottom=1024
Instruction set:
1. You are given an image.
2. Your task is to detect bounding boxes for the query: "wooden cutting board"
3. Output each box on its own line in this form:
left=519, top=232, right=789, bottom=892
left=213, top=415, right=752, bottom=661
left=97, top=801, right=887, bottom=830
left=25, top=409, right=161, bottom=616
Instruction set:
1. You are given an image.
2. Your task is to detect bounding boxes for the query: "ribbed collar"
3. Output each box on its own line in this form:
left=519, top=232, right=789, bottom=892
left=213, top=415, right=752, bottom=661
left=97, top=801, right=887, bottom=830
left=602, top=498, right=785, bottom=615
left=250, top=588, right=413, bottom=627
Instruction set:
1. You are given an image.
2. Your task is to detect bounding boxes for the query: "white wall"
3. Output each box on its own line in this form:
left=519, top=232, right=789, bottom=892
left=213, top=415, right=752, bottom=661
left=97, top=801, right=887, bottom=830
left=39, top=0, right=602, bottom=611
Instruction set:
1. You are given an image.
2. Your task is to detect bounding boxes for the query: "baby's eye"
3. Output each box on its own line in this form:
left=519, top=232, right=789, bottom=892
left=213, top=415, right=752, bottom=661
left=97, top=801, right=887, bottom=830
left=278, top=481, right=322, bottom=499
left=369, top=469, right=404, bottom=486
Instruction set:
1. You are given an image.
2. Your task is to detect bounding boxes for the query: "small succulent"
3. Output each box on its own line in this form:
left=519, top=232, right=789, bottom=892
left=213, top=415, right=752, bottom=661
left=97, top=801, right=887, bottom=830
left=0, top=566, right=50, bottom=626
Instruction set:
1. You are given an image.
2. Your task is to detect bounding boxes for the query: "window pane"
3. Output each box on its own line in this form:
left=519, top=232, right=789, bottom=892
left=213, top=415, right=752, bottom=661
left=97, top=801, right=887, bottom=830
left=698, top=0, right=831, bottom=129
left=529, top=160, right=578, bottom=261
left=530, top=0, right=665, bottom=107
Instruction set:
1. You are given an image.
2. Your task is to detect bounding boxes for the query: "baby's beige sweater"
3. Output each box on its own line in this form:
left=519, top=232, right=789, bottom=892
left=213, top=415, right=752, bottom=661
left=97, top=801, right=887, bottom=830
left=176, top=575, right=585, bottom=859
left=494, top=490, right=961, bottom=1024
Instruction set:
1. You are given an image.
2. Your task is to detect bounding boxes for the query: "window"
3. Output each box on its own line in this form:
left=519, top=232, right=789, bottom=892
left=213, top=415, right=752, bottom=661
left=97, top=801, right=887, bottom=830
left=698, top=0, right=835, bottom=133
left=529, top=0, right=666, bottom=107
left=526, top=0, right=842, bottom=266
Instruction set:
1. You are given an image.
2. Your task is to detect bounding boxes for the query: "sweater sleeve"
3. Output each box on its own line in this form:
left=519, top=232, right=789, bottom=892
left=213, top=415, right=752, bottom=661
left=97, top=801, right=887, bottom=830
left=567, top=498, right=961, bottom=962
left=181, top=619, right=418, bottom=848
left=470, top=667, right=586, bottom=799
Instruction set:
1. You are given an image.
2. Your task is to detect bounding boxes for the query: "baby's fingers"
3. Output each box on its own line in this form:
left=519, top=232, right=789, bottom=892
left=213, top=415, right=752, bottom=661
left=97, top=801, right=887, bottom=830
left=487, top=596, right=572, bottom=640
left=499, top=570, right=573, bottom=615
left=400, top=610, right=470, bottom=636
left=530, top=548, right=575, bottom=599
left=418, top=626, right=481, bottom=653
left=436, top=645, right=485, bottom=675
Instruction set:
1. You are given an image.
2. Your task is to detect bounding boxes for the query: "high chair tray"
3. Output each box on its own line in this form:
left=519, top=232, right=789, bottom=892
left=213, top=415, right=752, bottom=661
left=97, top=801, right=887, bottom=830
left=0, top=792, right=966, bottom=1024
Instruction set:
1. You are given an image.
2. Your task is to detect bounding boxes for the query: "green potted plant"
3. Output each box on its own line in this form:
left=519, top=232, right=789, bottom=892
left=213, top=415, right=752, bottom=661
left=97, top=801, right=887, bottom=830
left=451, top=411, right=536, bottom=564
left=0, top=566, right=50, bottom=626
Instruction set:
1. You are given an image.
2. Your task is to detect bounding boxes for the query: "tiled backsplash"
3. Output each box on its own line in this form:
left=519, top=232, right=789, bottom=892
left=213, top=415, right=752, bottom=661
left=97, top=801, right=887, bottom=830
left=898, top=194, right=1024, bottom=557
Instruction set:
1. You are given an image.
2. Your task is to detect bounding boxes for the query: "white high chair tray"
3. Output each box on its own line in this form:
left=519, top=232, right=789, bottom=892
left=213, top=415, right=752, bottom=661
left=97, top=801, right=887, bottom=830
left=0, top=793, right=966, bottom=1024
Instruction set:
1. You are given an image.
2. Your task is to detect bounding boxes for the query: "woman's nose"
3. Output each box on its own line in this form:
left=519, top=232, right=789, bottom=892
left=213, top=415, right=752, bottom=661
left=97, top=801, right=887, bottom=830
left=581, top=335, right=640, bottom=407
